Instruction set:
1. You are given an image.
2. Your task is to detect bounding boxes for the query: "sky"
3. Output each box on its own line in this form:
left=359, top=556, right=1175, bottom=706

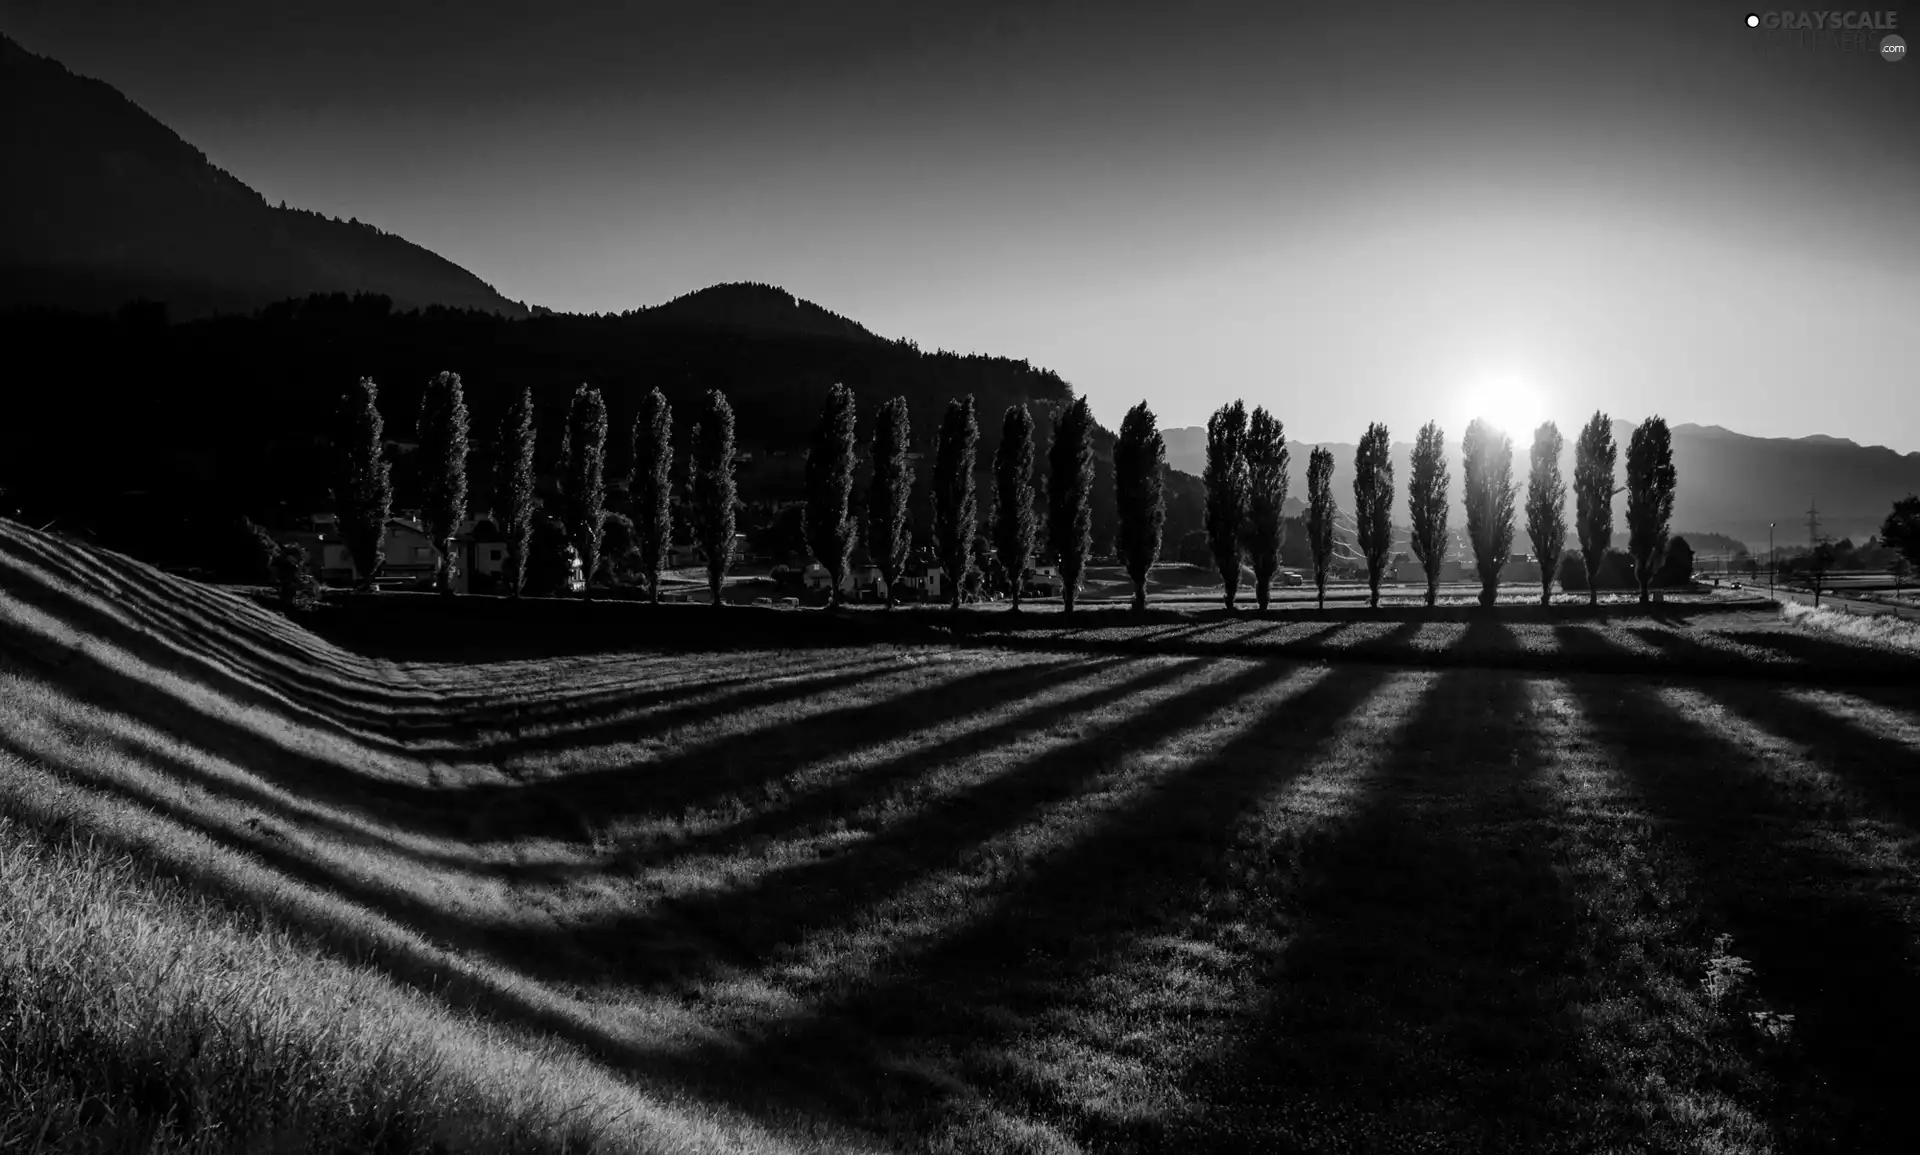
left=5, top=0, right=1918, bottom=449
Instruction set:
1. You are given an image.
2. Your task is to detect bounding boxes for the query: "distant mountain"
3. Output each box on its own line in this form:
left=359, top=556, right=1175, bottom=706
left=0, top=33, right=526, bottom=319
left=1162, top=420, right=1919, bottom=552
left=626, top=283, right=881, bottom=342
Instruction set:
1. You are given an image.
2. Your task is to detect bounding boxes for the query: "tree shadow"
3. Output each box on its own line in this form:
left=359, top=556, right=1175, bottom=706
left=472, top=657, right=1291, bottom=989
left=1715, top=627, right=1920, bottom=682
left=1, top=527, right=445, bottom=726
left=0, top=739, right=846, bottom=1138
left=565, top=654, right=1157, bottom=881
left=0, top=619, right=914, bottom=843
left=1560, top=647, right=1920, bottom=1150
left=1691, top=681, right=1920, bottom=857
left=658, top=658, right=1396, bottom=1140
left=1157, top=625, right=1624, bottom=1151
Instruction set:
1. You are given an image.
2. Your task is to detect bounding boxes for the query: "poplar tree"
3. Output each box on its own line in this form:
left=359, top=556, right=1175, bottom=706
left=1353, top=422, right=1395, bottom=608
left=932, top=396, right=980, bottom=610
left=692, top=389, right=737, bottom=609
left=492, top=387, right=537, bottom=599
left=1239, top=406, right=1289, bottom=612
left=1407, top=420, right=1450, bottom=607
left=868, top=396, right=914, bottom=608
left=1047, top=397, right=1095, bottom=615
left=416, top=370, right=470, bottom=595
left=1574, top=411, right=1619, bottom=607
left=631, top=387, right=673, bottom=604
left=1306, top=445, right=1337, bottom=612
left=805, top=384, right=858, bottom=607
left=1625, top=415, right=1678, bottom=604
left=560, top=384, right=607, bottom=601
left=1525, top=420, right=1567, bottom=607
left=336, top=376, right=391, bottom=591
left=1462, top=418, right=1518, bottom=607
left=1114, top=400, right=1166, bottom=613
left=993, top=404, right=1038, bottom=611
left=1204, top=400, right=1250, bottom=610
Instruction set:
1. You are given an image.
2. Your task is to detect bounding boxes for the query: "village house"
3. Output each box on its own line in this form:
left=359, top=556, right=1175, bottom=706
left=801, top=562, right=886, bottom=599
left=281, top=514, right=563, bottom=593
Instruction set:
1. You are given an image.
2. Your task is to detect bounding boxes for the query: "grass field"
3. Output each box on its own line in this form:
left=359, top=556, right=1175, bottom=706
left=4, top=519, right=1920, bottom=1152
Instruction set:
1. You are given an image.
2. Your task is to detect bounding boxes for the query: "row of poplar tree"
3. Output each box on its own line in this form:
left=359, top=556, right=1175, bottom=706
left=333, top=371, right=1139, bottom=613
left=333, top=370, right=1676, bottom=613
left=1204, top=406, right=1680, bottom=611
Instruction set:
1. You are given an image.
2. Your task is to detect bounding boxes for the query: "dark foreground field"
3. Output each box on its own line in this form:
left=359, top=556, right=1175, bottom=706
left=4, top=519, right=1920, bottom=1153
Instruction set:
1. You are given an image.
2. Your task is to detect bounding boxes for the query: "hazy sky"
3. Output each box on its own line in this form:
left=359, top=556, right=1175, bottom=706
left=6, top=0, right=1918, bottom=447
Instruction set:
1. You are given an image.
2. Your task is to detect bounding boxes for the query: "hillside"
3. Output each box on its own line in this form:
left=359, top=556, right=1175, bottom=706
left=0, top=33, right=527, bottom=319
left=1164, top=420, right=1920, bottom=552
left=11, top=519, right=1920, bottom=1149
left=0, top=290, right=1137, bottom=570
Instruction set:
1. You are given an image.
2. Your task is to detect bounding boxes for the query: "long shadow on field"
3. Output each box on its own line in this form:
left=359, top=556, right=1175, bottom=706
left=0, top=638, right=1080, bottom=850
left=1714, top=626, right=1920, bottom=680
left=559, top=655, right=1154, bottom=881
left=5, top=523, right=863, bottom=746
left=476, top=656, right=1249, bottom=986
left=1614, top=630, right=1920, bottom=834
left=0, top=528, right=464, bottom=730
left=1562, top=647, right=1920, bottom=1151
left=1161, top=635, right=1624, bottom=1152
left=0, top=741, right=830, bottom=1133
left=4, top=532, right=854, bottom=749
left=665, top=658, right=1393, bottom=1140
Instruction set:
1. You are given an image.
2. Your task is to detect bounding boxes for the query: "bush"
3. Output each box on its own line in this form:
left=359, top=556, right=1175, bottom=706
left=268, top=542, right=321, bottom=612
left=1558, top=549, right=1637, bottom=591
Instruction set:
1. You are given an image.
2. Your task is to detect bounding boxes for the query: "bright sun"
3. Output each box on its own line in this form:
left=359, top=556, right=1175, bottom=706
left=1454, top=374, right=1549, bottom=441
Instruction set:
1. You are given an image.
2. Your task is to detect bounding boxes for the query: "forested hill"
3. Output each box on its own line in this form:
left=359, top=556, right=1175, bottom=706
left=0, top=33, right=526, bottom=318
left=0, top=291, right=1100, bottom=561
left=627, top=283, right=883, bottom=343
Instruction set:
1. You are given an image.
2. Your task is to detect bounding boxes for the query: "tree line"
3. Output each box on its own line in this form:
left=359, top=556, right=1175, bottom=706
left=331, top=374, right=1697, bottom=613
left=1193, top=406, right=1680, bottom=611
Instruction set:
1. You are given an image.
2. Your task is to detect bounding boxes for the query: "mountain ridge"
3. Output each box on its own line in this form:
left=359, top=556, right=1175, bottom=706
left=0, top=32, right=528, bottom=319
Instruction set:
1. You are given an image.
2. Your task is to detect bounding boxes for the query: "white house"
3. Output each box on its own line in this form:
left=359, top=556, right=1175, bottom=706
left=802, top=562, right=885, bottom=598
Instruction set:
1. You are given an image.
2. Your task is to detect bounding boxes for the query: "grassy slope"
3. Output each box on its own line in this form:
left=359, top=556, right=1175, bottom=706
left=4, top=519, right=1920, bottom=1151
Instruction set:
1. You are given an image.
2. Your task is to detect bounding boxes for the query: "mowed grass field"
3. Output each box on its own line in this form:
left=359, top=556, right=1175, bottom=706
left=4, top=521, right=1920, bottom=1152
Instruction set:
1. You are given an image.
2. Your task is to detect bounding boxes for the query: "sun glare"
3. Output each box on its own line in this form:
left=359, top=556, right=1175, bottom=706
left=1454, top=374, right=1549, bottom=441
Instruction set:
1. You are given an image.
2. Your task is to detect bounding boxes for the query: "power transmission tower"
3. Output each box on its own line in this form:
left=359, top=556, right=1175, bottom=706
left=1806, top=496, right=1824, bottom=546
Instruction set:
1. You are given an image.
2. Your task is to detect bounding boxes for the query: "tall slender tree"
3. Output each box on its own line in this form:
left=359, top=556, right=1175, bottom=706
left=691, top=388, right=737, bottom=609
left=492, top=387, right=537, bottom=598
left=1239, top=406, right=1290, bottom=612
left=805, top=384, right=859, bottom=607
left=630, top=387, right=673, bottom=604
left=868, top=396, right=914, bottom=608
left=1462, top=418, right=1518, bottom=607
left=1574, top=411, right=1619, bottom=607
left=1353, top=422, right=1395, bottom=608
left=1114, top=401, right=1167, bottom=613
left=1204, top=400, right=1250, bottom=610
left=992, top=404, right=1037, bottom=612
left=335, top=376, right=391, bottom=592
left=932, top=395, right=979, bottom=610
left=1625, top=415, right=1678, bottom=604
left=1525, top=420, right=1567, bottom=607
left=416, top=370, right=470, bottom=595
left=560, top=384, right=607, bottom=601
left=1406, top=420, right=1451, bottom=607
left=1048, top=397, right=1096, bottom=615
left=1306, top=445, right=1337, bottom=612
